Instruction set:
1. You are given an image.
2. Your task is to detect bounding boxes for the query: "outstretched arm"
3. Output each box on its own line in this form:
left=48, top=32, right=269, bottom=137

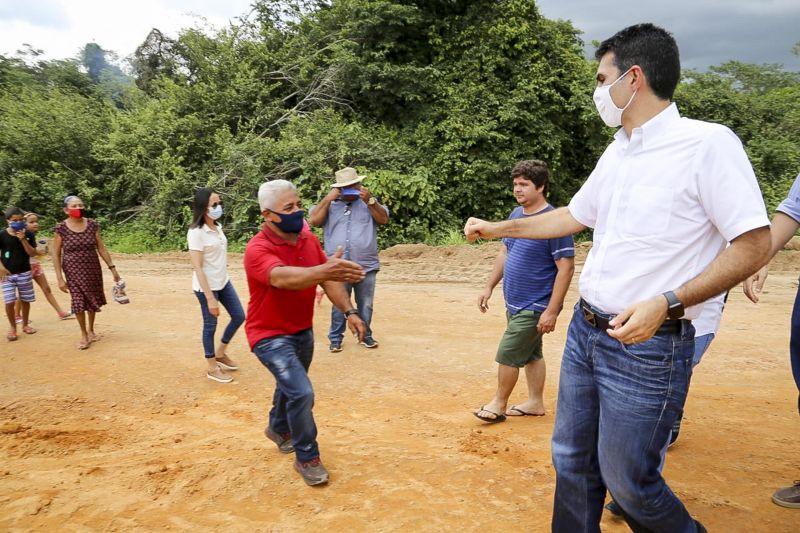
left=465, top=207, right=585, bottom=241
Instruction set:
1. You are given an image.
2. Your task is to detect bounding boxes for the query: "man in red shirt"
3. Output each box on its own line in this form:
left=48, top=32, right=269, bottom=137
left=244, top=179, right=366, bottom=486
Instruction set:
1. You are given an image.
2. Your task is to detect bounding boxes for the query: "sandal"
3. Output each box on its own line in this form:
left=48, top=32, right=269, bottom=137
left=7, top=329, right=18, bottom=341
left=78, top=339, right=90, bottom=350
left=22, top=326, right=36, bottom=335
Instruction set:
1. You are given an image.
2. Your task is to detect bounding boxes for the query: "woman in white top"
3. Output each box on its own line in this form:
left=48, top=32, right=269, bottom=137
left=187, top=188, right=245, bottom=383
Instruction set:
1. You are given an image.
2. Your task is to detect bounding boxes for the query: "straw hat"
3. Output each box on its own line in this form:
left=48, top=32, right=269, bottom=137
left=330, top=167, right=365, bottom=188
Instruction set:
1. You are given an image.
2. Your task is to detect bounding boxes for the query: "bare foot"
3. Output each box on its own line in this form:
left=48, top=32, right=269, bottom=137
left=505, top=402, right=545, bottom=416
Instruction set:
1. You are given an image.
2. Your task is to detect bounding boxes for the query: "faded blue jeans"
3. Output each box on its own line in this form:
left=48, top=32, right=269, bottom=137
left=328, top=269, right=377, bottom=344
left=194, top=281, right=245, bottom=358
left=552, top=302, right=697, bottom=533
left=253, top=328, right=319, bottom=463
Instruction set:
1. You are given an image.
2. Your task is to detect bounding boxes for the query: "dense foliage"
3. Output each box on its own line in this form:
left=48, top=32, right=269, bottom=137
left=1, top=1, right=798, bottom=251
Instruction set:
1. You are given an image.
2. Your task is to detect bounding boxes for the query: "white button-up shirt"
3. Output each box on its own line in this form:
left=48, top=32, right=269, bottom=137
left=569, top=103, right=769, bottom=319
left=187, top=223, right=230, bottom=292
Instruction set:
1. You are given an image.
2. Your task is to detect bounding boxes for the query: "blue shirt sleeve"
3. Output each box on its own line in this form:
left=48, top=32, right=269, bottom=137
left=549, top=234, right=575, bottom=261
left=776, top=174, right=800, bottom=224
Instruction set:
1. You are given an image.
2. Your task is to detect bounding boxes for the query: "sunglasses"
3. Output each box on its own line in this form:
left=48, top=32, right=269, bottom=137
left=210, top=201, right=223, bottom=208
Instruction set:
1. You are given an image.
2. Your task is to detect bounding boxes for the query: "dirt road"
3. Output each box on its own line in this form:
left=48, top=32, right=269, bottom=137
left=1, top=244, right=798, bottom=531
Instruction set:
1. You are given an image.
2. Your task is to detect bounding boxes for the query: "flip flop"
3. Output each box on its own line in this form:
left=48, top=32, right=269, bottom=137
left=22, top=326, right=36, bottom=335
left=7, top=330, right=18, bottom=341
left=473, top=405, right=507, bottom=424
left=77, top=339, right=90, bottom=350
left=506, top=405, right=544, bottom=417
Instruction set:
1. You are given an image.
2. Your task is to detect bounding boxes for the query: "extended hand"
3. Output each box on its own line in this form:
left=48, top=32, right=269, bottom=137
left=606, top=296, right=668, bottom=344
left=537, top=308, right=558, bottom=334
left=347, top=314, right=367, bottom=342
left=464, top=217, right=497, bottom=242
left=323, top=246, right=365, bottom=283
left=743, top=265, right=768, bottom=303
left=477, top=288, right=492, bottom=313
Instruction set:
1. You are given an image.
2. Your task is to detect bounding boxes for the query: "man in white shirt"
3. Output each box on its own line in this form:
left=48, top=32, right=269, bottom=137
left=465, top=23, right=771, bottom=533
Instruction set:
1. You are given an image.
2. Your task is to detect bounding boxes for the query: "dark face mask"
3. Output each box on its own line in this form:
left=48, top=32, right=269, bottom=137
left=9, top=221, right=26, bottom=231
left=272, top=209, right=305, bottom=233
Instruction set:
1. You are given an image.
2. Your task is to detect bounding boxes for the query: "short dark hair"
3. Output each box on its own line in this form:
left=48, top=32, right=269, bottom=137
left=190, top=187, right=216, bottom=229
left=511, top=160, right=549, bottom=196
left=4, top=206, right=23, bottom=220
left=595, top=23, right=680, bottom=100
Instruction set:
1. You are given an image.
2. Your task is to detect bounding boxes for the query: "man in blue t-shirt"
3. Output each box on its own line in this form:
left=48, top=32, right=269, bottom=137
left=474, top=160, right=575, bottom=423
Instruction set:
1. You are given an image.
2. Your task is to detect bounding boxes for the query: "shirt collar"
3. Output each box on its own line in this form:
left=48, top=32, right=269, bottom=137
left=614, top=102, right=681, bottom=150
left=201, top=223, right=220, bottom=233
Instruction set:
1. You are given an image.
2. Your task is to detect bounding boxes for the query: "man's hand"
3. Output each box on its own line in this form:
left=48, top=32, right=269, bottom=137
left=464, top=217, right=499, bottom=242
left=325, top=187, right=341, bottom=202
left=322, top=246, right=365, bottom=283
left=477, top=288, right=492, bottom=313
left=13, top=229, right=26, bottom=240
left=0, top=265, right=10, bottom=281
left=359, top=186, right=372, bottom=202
left=537, top=307, right=559, bottom=334
left=606, top=296, right=669, bottom=344
left=743, top=265, right=769, bottom=303
left=347, top=314, right=367, bottom=342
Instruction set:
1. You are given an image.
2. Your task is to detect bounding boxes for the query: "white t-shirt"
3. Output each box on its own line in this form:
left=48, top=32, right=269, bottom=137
left=693, top=292, right=726, bottom=337
left=569, top=103, right=770, bottom=319
left=187, top=224, right=230, bottom=292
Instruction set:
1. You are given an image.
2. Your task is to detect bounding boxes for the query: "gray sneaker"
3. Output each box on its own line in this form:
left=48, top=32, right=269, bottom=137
left=264, top=427, right=294, bottom=454
left=294, top=457, right=329, bottom=486
left=772, top=480, right=800, bottom=509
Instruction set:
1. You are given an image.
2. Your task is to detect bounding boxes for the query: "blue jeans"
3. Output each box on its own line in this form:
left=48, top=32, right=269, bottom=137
left=552, top=302, right=697, bottom=533
left=792, top=279, right=800, bottom=414
left=194, top=281, right=245, bottom=358
left=253, top=329, right=319, bottom=462
left=328, top=270, right=377, bottom=343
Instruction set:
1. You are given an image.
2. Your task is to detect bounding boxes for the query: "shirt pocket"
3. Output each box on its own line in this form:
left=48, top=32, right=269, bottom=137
left=622, top=184, right=674, bottom=237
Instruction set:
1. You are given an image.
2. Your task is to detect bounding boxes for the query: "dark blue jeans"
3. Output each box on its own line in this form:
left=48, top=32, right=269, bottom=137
left=792, top=279, right=800, bottom=414
left=253, top=329, right=319, bottom=463
left=552, top=302, right=697, bottom=533
left=328, top=269, right=377, bottom=343
left=194, top=281, right=245, bottom=358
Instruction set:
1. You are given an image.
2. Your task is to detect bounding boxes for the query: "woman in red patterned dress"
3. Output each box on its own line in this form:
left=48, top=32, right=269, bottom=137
left=52, top=196, right=122, bottom=349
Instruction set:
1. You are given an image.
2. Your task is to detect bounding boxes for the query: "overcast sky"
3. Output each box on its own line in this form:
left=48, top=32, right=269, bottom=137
left=1, top=0, right=798, bottom=71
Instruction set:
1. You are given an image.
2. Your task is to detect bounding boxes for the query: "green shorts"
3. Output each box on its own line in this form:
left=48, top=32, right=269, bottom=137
left=495, top=310, right=543, bottom=368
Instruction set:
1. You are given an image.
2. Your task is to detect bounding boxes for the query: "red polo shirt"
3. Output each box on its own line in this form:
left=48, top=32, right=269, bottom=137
left=243, top=222, right=327, bottom=349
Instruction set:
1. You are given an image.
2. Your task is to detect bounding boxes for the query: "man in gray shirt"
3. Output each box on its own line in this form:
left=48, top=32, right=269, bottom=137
left=310, top=167, right=389, bottom=352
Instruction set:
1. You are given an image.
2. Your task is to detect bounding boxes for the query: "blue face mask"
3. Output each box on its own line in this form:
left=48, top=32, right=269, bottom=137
left=9, top=221, right=26, bottom=231
left=272, top=210, right=305, bottom=233
left=208, top=205, right=223, bottom=220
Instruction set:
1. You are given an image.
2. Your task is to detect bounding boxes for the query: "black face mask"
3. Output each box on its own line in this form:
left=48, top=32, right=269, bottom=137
left=272, top=210, right=305, bottom=233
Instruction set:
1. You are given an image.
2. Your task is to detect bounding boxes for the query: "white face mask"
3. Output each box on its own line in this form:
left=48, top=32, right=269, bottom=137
left=208, top=205, right=223, bottom=220
left=592, top=67, right=637, bottom=127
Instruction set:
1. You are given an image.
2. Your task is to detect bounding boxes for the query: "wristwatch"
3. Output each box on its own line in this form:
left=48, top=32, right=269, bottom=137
left=367, top=197, right=377, bottom=206
left=344, top=308, right=360, bottom=318
left=662, top=291, right=685, bottom=319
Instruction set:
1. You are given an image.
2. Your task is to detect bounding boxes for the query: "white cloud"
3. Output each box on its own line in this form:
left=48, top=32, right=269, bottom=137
left=0, top=0, right=254, bottom=60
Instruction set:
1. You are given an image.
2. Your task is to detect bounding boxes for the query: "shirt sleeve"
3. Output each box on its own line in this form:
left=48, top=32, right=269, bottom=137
left=550, top=234, right=575, bottom=260
left=244, top=239, right=284, bottom=288
left=186, top=228, right=204, bottom=251
left=568, top=149, right=611, bottom=229
left=695, top=127, right=771, bottom=242
left=776, top=173, right=800, bottom=224
left=26, top=231, right=36, bottom=248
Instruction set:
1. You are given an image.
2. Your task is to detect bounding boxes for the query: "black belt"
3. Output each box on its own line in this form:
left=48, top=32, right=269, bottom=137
left=579, top=298, right=688, bottom=336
